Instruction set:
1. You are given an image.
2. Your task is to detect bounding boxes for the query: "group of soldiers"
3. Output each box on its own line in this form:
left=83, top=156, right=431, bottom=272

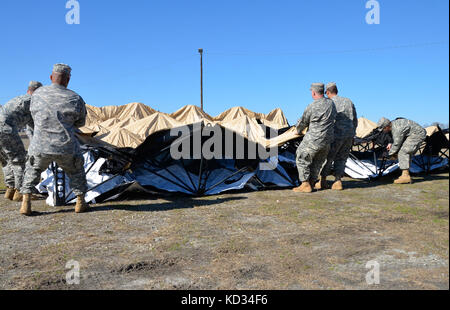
left=0, top=64, right=89, bottom=216
left=0, top=68, right=428, bottom=215
left=293, top=82, right=427, bottom=193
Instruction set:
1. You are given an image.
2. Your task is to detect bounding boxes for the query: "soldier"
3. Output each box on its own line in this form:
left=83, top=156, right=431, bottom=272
left=0, top=81, right=42, bottom=201
left=20, top=64, right=89, bottom=216
left=377, top=117, right=426, bottom=184
left=293, top=83, right=337, bottom=193
left=1, top=150, right=15, bottom=197
left=316, top=82, right=358, bottom=191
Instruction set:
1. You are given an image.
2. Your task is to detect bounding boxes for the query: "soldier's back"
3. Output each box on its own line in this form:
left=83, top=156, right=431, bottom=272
left=332, top=95, right=357, bottom=139
left=392, top=118, right=425, bottom=137
left=0, top=94, right=32, bottom=132
left=29, top=84, right=86, bottom=156
left=303, top=98, right=336, bottom=148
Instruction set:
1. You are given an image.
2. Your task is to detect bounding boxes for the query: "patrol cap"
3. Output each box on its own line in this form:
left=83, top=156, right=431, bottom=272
left=28, top=81, right=43, bottom=90
left=377, top=117, right=391, bottom=129
left=326, top=82, right=337, bottom=92
left=310, top=83, right=325, bottom=94
left=52, top=63, right=72, bottom=76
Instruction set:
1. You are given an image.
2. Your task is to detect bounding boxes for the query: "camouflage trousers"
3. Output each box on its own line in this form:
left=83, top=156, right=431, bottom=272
left=296, top=143, right=330, bottom=183
left=397, top=134, right=426, bottom=170
left=21, top=153, right=88, bottom=196
left=321, top=137, right=353, bottom=179
left=1, top=150, right=15, bottom=188
left=0, top=131, right=27, bottom=189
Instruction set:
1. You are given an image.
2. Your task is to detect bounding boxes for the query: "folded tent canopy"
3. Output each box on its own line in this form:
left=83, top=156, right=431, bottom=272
left=36, top=103, right=448, bottom=206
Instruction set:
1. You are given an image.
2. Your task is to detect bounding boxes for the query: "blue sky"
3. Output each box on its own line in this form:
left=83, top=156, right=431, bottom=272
left=0, top=0, right=448, bottom=126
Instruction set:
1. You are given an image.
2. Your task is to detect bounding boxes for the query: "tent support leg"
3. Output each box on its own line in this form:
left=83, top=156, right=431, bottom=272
left=65, top=174, right=121, bottom=204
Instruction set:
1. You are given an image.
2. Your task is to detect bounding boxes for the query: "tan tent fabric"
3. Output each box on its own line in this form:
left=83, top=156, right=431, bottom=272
left=170, top=105, right=213, bottom=124
left=425, top=126, right=440, bottom=137
left=117, top=102, right=156, bottom=120
left=107, top=117, right=138, bottom=130
left=98, top=118, right=121, bottom=129
left=123, top=112, right=183, bottom=140
left=78, top=125, right=97, bottom=135
left=79, top=119, right=107, bottom=135
left=261, top=119, right=287, bottom=130
left=214, top=107, right=265, bottom=122
left=220, top=115, right=268, bottom=146
left=220, top=115, right=303, bottom=148
left=266, top=126, right=302, bottom=148
left=265, top=108, right=289, bottom=128
left=85, top=105, right=103, bottom=126
left=98, top=128, right=144, bottom=148
left=356, top=118, right=378, bottom=138
left=85, top=103, right=155, bottom=122
left=97, top=105, right=127, bottom=122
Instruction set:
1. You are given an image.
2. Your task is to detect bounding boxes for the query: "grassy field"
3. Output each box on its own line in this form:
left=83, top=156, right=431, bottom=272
left=0, top=168, right=448, bottom=290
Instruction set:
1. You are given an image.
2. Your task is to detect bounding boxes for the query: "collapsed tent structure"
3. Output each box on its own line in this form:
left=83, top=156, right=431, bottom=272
left=348, top=120, right=449, bottom=180
left=37, top=103, right=449, bottom=206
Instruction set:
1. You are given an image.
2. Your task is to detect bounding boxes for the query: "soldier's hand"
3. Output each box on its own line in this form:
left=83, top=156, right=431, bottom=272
left=386, top=143, right=393, bottom=151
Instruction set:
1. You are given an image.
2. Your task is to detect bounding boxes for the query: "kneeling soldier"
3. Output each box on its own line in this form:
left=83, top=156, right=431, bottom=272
left=377, top=117, right=426, bottom=184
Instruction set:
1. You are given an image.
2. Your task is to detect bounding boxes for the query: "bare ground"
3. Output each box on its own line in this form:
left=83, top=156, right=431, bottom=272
left=0, top=171, right=448, bottom=290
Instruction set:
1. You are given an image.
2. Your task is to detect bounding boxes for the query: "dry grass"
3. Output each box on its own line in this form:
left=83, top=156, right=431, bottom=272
left=0, top=167, right=448, bottom=290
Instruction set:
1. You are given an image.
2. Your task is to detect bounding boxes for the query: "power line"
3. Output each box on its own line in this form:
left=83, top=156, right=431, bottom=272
left=207, top=41, right=449, bottom=56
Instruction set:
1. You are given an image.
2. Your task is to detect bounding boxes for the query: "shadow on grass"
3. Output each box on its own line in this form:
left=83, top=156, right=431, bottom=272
left=343, top=173, right=449, bottom=190
left=29, top=195, right=248, bottom=217
left=20, top=172, right=449, bottom=217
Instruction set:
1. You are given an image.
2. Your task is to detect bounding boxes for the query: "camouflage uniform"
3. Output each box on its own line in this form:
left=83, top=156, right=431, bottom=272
left=321, top=95, right=358, bottom=179
left=0, top=94, right=34, bottom=189
left=1, top=149, right=14, bottom=188
left=21, top=84, right=88, bottom=196
left=389, top=118, right=426, bottom=170
left=296, top=97, right=337, bottom=182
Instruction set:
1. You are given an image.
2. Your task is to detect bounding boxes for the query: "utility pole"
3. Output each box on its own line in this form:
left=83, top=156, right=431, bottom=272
left=198, top=48, right=204, bottom=112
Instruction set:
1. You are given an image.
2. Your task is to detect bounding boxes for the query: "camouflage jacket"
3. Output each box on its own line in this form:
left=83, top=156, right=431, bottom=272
left=389, top=118, right=426, bottom=155
left=28, top=84, right=87, bottom=155
left=296, top=97, right=337, bottom=150
left=0, top=94, right=33, bottom=134
left=331, top=95, right=358, bottom=139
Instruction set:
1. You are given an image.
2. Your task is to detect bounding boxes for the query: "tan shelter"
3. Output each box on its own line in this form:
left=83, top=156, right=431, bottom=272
left=170, top=105, right=213, bottom=124
left=116, top=102, right=156, bottom=120
left=356, top=118, right=378, bottom=138
left=81, top=102, right=302, bottom=149
left=123, top=112, right=183, bottom=140
left=99, top=128, right=144, bottom=149
left=264, top=108, right=290, bottom=129
left=214, top=106, right=265, bottom=123
left=425, top=125, right=440, bottom=137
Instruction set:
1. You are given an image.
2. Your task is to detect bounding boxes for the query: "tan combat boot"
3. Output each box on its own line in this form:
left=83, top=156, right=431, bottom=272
left=12, top=190, right=23, bottom=202
left=20, top=194, right=32, bottom=216
left=331, top=180, right=344, bottom=191
left=293, top=181, right=313, bottom=193
left=75, top=195, right=89, bottom=214
left=315, top=177, right=329, bottom=190
left=394, top=170, right=412, bottom=184
left=4, top=187, right=15, bottom=201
